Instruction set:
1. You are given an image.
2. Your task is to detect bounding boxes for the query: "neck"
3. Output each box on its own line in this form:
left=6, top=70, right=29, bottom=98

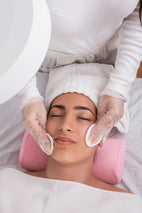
left=43, top=157, right=94, bottom=185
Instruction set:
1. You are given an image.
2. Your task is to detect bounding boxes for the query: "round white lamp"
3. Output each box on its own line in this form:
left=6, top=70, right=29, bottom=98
left=0, top=0, right=51, bottom=104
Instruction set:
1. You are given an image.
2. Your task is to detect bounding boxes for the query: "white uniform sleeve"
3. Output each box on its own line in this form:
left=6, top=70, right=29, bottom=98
left=19, top=76, right=44, bottom=111
left=104, top=4, right=142, bottom=100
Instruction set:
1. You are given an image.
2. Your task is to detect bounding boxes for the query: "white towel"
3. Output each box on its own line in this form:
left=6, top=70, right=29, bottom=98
left=0, top=168, right=141, bottom=213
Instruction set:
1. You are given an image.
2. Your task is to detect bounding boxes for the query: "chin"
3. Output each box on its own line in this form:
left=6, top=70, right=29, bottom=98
left=51, top=150, right=76, bottom=165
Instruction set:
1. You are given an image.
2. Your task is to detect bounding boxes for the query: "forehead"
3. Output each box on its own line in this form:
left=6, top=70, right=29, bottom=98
left=51, top=93, right=95, bottom=110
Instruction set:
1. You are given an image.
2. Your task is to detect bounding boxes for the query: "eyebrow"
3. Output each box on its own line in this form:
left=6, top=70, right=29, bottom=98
left=50, top=105, right=96, bottom=117
left=74, top=106, right=96, bottom=117
left=50, top=105, right=65, bottom=110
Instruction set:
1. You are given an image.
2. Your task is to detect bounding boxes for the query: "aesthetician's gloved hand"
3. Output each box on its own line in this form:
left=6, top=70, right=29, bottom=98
left=21, top=99, right=53, bottom=155
left=88, top=90, right=125, bottom=145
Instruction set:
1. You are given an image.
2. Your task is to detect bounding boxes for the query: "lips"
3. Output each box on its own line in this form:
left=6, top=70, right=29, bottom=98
left=54, top=136, right=75, bottom=145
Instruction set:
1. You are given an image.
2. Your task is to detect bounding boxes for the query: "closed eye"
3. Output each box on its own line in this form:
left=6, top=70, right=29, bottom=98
left=78, top=117, right=91, bottom=121
left=49, top=114, right=63, bottom=117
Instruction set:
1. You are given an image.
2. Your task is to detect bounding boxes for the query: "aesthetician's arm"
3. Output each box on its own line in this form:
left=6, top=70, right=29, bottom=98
left=89, top=5, right=142, bottom=143
left=19, top=76, right=52, bottom=151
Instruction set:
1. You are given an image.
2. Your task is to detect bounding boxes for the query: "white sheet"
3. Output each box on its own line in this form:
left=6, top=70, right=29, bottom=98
left=0, top=72, right=142, bottom=196
left=0, top=168, right=142, bottom=213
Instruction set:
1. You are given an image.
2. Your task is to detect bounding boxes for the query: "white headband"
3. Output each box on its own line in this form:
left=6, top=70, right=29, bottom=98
left=45, top=63, right=114, bottom=110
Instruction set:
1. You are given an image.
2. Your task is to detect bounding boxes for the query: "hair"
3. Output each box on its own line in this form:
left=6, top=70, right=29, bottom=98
left=140, top=0, right=142, bottom=24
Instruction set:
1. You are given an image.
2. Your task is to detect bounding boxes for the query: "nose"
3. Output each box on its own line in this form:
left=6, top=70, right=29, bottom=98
left=58, top=115, right=73, bottom=132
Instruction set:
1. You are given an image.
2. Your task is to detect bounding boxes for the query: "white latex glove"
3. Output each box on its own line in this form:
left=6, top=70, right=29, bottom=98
left=21, top=99, right=53, bottom=155
left=88, top=92, right=124, bottom=146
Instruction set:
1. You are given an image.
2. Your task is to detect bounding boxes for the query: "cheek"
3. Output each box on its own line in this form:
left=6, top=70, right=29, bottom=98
left=77, top=125, right=90, bottom=148
left=46, top=120, right=58, bottom=136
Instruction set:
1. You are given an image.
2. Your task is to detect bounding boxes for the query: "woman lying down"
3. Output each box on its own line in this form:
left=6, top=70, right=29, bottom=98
left=0, top=63, right=142, bottom=213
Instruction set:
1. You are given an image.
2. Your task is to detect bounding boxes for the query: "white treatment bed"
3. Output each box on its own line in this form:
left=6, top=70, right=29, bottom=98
left=0, top=71, right=142, bottom=197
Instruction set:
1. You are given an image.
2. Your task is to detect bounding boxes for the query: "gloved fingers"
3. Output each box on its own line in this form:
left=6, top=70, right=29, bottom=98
left=24, top=120, right=53, bottom=155
left=86, top=123, right=106, bottom=147
left=22, top=106, right=47, bottom=143
left=39, top=133, right=54, bottom=155
left=97, top=95, right=124, bottom=121
left=88, top=95, right=124, bottom=146
left=96, top=96, right=107, bottom=121
left=22, top=100, right=47, bottom=126
left=88, top=113, right=114, bottom=146
left=22, top=114, right=46, bottom=132
left=99, top=137, right=106, bottom=147
left=21, top=100, right=53, bottom=155
left=97, top=95, right=124, bottom=120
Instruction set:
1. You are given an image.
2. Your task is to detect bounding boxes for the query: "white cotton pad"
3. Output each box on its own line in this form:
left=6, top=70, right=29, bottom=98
left=46, top=133, right=54, bottom=155
left=39, top=133, right=54, bottom=155
left=85, top=124, right=103, bottom=147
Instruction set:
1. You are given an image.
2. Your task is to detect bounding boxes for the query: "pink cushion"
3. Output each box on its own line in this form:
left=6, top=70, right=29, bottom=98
left=19, top=131, right=48, bottom=171
left=92, top=138, right=126, bottom=184
left=19, top=131, right=126, bottom=185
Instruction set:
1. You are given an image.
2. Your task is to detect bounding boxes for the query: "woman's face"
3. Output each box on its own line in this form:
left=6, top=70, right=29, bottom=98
left=46, top=93, right=97, bottom=164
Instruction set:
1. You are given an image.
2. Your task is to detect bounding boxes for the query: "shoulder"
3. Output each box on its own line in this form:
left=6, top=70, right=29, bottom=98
left=90, top=177, right=132, bottom=194
left=101, top=181, right=132, bottom=194
left=25, top=170, right=46, bottom=178
left=106, top=184, right=132, bottom=194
